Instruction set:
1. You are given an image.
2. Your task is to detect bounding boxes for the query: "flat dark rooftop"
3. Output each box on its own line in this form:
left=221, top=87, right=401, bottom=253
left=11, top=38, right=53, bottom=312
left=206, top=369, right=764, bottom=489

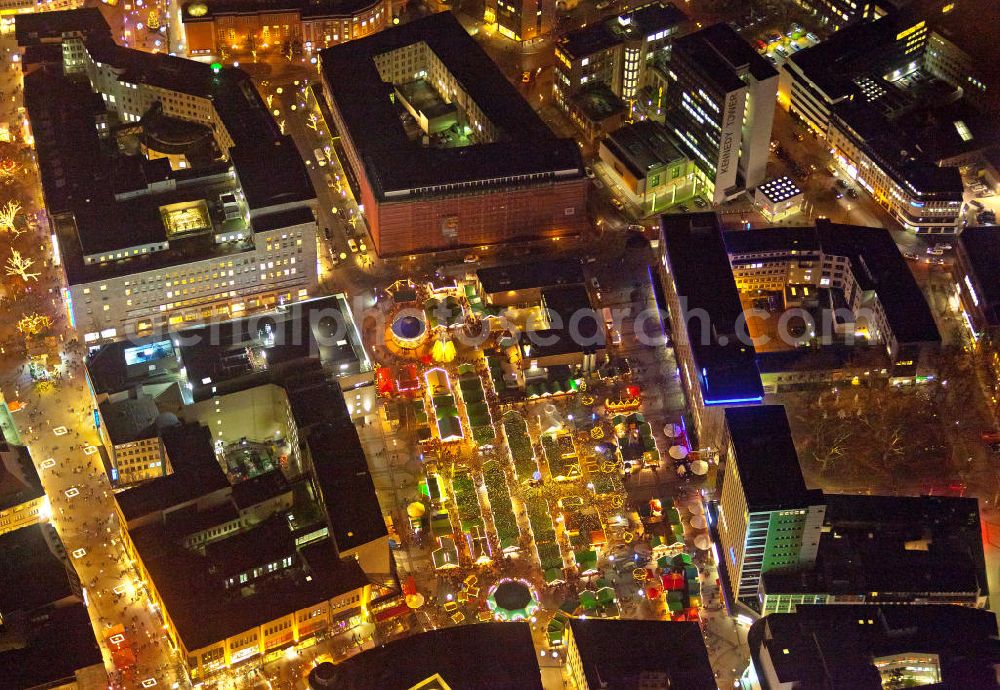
left=320, top=623, right=542, bottom=689
left=724, top=405, right=821, bottom=510
left=932, top=0, right=1000, bottom=69
left=0, top=523, right=76, bottom=616
left=674, top=23, right=776, bottom=93
left=603, top=120, right=686, bottom=180
left=14, top=6, right=110, bottom=43
left=0, top=604, right=103, bottom=689
left=177, top=294, right=362, bottom=402
left=568, top=619, right=715, bottom=690
left=764, top=529, right=981, bottom=598
left=131, top=522, right=368, bottom=651
left=958, top=226, right=1000, bottom=327
left=0, top=443, right=42, bottom=513
left=477, top=257, right=584, bottom=294
left=661, top=213, right=763, bottom=403
left=319, top=12, right=583, bottom=198
left=823, top=492, right=987, bottom=597
left=749, top=605, right=1000, bottom=690
left=115, top=423, right=228, bottom=523
left=533, top=284, right=605, bottom=356
left=833, top=100, right=967, bottom=197
left=785, top=17, right=903, bottom=101
left=99, top=394, right=160, bottom=444
left=20, top=9, right=314, bottom=280
left=231, top=469, right=291, bottom=510
left=305, top=417, right=387, bottom=554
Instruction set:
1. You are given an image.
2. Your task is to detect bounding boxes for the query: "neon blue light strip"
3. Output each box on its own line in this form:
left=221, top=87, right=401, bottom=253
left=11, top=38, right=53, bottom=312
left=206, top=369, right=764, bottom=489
left=704, top=396, right=763, bottom=406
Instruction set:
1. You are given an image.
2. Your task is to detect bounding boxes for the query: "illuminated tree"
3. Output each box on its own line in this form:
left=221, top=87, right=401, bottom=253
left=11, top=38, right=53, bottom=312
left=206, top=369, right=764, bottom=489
left=17, top=312, right=51, bottom=337
left=0, top=200, right=23, bottom=235
left=6, top=249, right=39, bottom=281
left=306, top=113, right=320, bottom=131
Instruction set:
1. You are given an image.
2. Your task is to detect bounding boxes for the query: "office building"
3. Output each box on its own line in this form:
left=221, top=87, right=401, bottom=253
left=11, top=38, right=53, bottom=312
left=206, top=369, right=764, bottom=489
left=476, top=259, right=606, bottom=374
left=17, top=9, right=319, bottom=343
left=658, top=212, right=764, bottom=445
left=660, top=213, right=940, bottom=424
left=0, top=441, right=45, bottom=537
left=923, top=0, right=999, bottom=112
left=564, top=619, right=716, bottom=690
left=760, top=493, right=988, bottom=613
left=97, top=390, right=172, bottom=487
left=89, top=320, right=390, bottom=677
left=85, top=294, right=371, bottom=412
left=553, top=2, right=688, bottom=133
left=712, top=406, right=826, bottom=611
left=0, top=523, right=106, bottom=690
left=748, top=605, right=1000, bottom=689
left=181, top=0, right=391, bottom=57
left=723, top=222, right=941, bottom=386
left=483, top=0, right=556, bottom=43
left=113, top=374, right=391, bottom=678
left=598, top=120, right=698, bottom=214
left=314, top=623, right=544, bottom=689
left=776, top=4, right=996, bottom=234
left=954, top=227, right=1000, bottom=340
left=663, top=23, right=778, bottom=203
left=319, top=12, right=587, bottom=256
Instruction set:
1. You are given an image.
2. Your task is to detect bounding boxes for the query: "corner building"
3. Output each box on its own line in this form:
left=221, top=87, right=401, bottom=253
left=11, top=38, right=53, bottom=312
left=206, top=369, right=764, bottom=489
left=319, top=12, right=588, bottom=256
left=17, top=9, right=318, bottom=343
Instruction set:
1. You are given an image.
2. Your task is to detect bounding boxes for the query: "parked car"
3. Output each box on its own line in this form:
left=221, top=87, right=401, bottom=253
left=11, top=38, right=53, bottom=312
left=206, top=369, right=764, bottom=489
left=348, top=238, right=359, bottom=253
left=693, top=197, right=708, bottom=208
left=585, top=166, right=595, bottom=179
left=926, top=246, right=944, bottom=256
left=610, top=197, right=624, bottom=211
left=846, top=188, right=858, bottom=199
left=463, top=254, right=480, bottom=263
left=902, top=251, right=919, bottom=261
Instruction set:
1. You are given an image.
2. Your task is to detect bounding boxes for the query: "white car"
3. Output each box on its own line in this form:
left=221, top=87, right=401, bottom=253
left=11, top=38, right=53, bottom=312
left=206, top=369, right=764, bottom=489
left=348, top=238, right=359, bottom=253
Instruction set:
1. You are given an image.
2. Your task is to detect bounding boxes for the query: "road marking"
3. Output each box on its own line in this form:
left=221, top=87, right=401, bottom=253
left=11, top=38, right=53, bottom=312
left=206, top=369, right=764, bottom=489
left=52, top=426, right=68, bottom=436
left=72, top=548, right=86, bottom=559
left=64, top=487, right=79, bottom=498
left=83, top=445, right=98, bottom=456
left=40, top=458, right=55, bottom=469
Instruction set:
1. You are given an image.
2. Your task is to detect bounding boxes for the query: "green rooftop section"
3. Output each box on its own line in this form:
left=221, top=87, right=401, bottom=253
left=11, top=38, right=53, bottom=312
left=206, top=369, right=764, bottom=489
left=424, top=295, right=464, bottom=328
left=526, top=497, right=556, bottom=545
left=502, top=411, right=537, bottom=481
left=430, top=509, right=452, bottom=539
left=483, top=461, right=519, bottom=551
left=542, top=432, right=580, bottom=481
left=458, top=369, right=495, bottom=448
left=452, top=471, right=483, bottom=535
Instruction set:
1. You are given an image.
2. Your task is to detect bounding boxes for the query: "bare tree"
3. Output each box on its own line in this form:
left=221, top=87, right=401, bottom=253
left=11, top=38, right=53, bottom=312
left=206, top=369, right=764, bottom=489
left=0, top=200, right=23, bottom=235
left=6, top=249, right=39, bottom=281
